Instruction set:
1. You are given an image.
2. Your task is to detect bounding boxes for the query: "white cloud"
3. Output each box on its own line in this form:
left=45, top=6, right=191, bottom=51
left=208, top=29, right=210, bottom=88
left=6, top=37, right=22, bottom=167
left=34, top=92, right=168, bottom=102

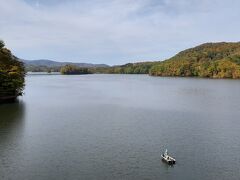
left=0, top=0, right=240, bottom=65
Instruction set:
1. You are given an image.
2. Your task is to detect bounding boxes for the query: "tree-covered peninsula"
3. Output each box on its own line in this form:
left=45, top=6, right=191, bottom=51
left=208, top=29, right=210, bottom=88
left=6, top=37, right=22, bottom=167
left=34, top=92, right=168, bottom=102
left=60, top=64, right=91, bottom=75
left=0, top=40, right=25, bottom=103
left=149, top=42, right=240, bottom=78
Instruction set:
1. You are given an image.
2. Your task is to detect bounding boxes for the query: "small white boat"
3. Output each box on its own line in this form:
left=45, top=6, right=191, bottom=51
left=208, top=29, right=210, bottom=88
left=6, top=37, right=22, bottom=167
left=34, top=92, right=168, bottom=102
left=161, top=149, right=176, bottom=165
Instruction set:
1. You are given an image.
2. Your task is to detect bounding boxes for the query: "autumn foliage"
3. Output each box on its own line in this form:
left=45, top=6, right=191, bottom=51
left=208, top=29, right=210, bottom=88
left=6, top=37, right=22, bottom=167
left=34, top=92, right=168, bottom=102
left=149, top=42, right=240, bottom=78
left=0, top=40, right=25, bottom=101
left=60, top=64, right=91, bottom=75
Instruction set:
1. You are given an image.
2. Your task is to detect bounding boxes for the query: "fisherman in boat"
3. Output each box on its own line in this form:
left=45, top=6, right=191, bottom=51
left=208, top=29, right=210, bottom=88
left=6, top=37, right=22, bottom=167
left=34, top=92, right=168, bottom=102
left=161, top=149, right=176, bottom=165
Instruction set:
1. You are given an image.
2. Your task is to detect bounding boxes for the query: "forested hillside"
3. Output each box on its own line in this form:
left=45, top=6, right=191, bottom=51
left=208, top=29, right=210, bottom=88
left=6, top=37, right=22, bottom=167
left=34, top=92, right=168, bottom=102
left=93, top=62, right=157, bottom=74
left=149, top=42, right=240, bottom=78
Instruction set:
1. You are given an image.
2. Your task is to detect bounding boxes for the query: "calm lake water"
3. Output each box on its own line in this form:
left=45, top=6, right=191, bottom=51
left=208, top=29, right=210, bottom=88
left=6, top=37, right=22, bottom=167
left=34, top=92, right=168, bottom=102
left=1, top=74, right=240, bottom=180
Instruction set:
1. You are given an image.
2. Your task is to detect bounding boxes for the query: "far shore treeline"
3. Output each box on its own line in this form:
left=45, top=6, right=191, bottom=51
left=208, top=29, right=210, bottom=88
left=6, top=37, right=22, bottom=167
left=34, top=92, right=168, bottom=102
left=94, top=42, right=240, bottom=78
left=26, top=42, right=240, bottom=79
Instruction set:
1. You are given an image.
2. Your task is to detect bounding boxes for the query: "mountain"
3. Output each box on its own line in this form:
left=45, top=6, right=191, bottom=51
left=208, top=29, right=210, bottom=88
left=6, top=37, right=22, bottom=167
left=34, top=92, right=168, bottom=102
left=21, top=59, right=109, bottom=68
left=149, top=42, right=240, bottom=78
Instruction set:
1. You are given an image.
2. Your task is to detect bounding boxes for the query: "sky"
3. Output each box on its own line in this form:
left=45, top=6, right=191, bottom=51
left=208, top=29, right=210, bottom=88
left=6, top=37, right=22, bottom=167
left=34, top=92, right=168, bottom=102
left=0, top=0, right=240, bottom=65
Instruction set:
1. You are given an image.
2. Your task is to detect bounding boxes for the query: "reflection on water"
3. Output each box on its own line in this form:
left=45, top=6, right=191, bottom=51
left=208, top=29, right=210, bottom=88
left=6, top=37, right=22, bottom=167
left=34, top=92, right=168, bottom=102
left=0, top=100, right=25, bottom=177
left=0, top=100, right=25, bottom=135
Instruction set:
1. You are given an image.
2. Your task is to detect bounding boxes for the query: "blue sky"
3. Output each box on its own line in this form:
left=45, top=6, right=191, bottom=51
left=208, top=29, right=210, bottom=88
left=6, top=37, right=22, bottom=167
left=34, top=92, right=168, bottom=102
left=0, top=0, right=240, bottom=65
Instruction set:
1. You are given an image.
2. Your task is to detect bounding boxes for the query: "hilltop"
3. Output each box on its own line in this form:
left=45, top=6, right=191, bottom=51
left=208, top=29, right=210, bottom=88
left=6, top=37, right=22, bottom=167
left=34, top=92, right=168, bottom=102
left=149, top=42, right=240, bottom=78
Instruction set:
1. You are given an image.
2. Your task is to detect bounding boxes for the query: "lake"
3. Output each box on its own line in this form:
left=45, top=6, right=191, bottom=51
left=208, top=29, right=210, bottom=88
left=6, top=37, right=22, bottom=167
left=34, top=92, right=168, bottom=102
left=0, top=74, right=240, bottom=180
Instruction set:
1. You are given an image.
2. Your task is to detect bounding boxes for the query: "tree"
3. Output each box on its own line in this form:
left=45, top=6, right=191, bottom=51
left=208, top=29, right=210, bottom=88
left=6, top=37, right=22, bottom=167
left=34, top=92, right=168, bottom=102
left=0, top=40, right=4, bottom=48
left=0, top=40, right=25, bottom=102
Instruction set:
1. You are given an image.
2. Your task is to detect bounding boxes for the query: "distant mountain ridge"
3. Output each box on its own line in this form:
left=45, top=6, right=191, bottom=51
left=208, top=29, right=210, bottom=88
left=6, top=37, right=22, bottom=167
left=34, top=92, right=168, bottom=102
left=21, top=59, right=109, bottom=68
